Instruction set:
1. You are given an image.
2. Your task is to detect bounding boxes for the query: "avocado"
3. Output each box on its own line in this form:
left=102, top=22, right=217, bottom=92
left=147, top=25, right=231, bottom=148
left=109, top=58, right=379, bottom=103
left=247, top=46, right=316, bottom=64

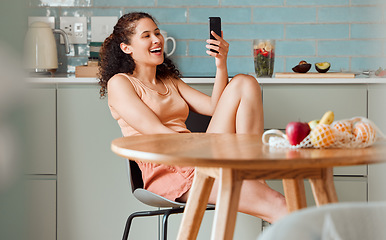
left=292, top=63, right=311, bottom=73
left=315, top=62, right=331, bottom=73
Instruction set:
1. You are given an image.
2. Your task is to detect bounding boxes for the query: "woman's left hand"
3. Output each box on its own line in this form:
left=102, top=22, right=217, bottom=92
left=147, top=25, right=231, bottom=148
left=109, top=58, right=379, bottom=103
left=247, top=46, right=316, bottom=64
left=206, top=31, right=229, bottom=68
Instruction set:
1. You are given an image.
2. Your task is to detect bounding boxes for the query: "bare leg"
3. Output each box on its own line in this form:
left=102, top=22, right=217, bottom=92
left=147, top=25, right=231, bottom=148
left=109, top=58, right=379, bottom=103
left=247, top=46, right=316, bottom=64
left=179, top=74, right=288, bottom=223
left=208, top=179, right=287, bottom=223
left=206, top=74, right=264, bottom=137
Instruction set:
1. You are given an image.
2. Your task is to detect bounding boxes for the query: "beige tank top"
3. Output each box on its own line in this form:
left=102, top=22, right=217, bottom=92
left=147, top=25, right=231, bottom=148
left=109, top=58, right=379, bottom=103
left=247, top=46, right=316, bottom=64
left=109, top=73, right=191, bottom=136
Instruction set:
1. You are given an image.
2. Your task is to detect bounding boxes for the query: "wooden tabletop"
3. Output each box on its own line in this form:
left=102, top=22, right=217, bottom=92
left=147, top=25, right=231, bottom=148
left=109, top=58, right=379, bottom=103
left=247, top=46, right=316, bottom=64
left=111, top=133, right=386, bottom=169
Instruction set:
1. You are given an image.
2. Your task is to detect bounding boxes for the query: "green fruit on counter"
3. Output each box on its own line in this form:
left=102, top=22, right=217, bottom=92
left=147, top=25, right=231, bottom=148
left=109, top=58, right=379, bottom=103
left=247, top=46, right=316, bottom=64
left=315, top=62, right=331, bottom=73
left=292, top=62, right=311, bottom=73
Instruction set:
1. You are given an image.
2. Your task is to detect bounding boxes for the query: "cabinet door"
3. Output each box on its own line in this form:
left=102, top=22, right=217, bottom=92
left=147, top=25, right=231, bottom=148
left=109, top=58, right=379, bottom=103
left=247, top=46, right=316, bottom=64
left=263, top=84, right=367, bottom=128
left=25, top=87, right=56, bottom=174
left=263, top=84, right=367, bottom=176
left=57, top=86, right=158, bottom=240
left=167, top=211, right=262, bottom=240
left=368, top=85, right=386, bottom=201
left=267, top=177, right=367, bottom=207
left=27, top=179, right=56, bottom=240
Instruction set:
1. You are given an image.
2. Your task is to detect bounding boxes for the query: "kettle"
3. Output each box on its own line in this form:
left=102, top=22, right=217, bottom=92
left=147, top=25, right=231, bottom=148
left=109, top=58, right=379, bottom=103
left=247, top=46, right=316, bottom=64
left=24, top=22, right=70, bottom=74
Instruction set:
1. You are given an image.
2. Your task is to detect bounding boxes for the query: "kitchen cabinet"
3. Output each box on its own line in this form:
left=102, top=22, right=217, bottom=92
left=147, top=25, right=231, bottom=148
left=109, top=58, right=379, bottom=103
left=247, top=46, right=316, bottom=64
left=27, top=179, right=57, bottom=240
left=368, top=84, right=386, bottom=201
left=262, top=84, right=367, bottom=130
left=27, top=78, right=385, bottom=240
left=25, top=87, right=56, bottom=174
left=56, top=85, right=158, bottom=240
left=262, top=84, right=368, bottom=176
left=25, top=86, right=57, bottom=240
left=267, top=177, right=367, bottom=207
left=262, top=84, right=368, bottom=207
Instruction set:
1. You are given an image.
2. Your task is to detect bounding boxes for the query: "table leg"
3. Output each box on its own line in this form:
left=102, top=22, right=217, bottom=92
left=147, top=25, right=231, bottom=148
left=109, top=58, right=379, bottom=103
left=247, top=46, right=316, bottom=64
left=211, top=168, right=242, bottom=240
left=309, top=168, right=338, bottom=206
left=282, top=179, right=307, bottom=212
left=177, top=168, right=215, bottom=240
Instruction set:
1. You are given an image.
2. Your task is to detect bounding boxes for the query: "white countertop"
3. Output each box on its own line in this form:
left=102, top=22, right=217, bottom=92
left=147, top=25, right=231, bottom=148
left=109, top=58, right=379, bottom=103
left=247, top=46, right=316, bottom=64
left=26, top=74, right=386, bottom=84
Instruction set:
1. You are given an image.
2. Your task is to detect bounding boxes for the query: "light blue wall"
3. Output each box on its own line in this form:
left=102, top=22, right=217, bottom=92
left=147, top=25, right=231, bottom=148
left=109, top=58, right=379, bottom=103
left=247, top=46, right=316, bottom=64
left=27, top=0, right=386, bottom=77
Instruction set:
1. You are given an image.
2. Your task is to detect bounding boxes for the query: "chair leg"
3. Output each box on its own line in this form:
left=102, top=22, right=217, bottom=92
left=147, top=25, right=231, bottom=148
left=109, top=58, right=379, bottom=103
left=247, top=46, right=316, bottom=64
left=161, top=208, right=185, bottom=240
left=162, top=212, right=169, bottom=240
left=123, top=211, right=161, bottom=240
left=123, top=206, right=215, bottom=240
left=122, top=208, right=184, bottom=240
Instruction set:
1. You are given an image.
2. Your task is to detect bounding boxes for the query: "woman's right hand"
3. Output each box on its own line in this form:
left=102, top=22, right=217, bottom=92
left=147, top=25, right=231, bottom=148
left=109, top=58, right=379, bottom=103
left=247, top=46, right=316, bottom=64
left=206, top=31, right=229, bottom=69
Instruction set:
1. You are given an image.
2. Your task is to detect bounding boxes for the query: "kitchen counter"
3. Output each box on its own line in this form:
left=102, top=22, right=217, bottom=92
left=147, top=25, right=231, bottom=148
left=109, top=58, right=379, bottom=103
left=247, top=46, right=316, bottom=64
left=26, top=74, right=386, bottom=84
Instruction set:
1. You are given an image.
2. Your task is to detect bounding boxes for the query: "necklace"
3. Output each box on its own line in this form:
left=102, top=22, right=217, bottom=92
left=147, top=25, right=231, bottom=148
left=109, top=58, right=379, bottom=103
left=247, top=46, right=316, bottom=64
left=132, top=76, right=170, bottom=96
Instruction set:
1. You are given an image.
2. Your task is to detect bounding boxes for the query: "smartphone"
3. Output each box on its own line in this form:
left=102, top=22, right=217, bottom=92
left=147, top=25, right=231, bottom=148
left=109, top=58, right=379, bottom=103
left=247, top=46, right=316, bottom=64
left=209, top=17, right=221, bottom=53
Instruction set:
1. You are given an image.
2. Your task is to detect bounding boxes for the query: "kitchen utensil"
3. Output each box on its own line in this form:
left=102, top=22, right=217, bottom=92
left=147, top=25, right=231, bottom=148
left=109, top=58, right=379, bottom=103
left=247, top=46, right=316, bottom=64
left=160, top=30, right=176, bottom=57
left=24, top=22, right=70, bottom=74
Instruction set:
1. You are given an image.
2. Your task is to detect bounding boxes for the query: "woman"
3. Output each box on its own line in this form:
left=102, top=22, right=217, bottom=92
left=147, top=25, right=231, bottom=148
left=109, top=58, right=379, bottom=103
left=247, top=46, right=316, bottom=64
left=98, top=12, right=287, bottom=223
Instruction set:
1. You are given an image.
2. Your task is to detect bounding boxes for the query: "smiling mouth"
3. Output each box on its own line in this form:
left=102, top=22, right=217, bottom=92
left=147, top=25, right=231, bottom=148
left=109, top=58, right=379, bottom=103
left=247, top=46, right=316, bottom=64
left=150, top=47, right=162, bottom=53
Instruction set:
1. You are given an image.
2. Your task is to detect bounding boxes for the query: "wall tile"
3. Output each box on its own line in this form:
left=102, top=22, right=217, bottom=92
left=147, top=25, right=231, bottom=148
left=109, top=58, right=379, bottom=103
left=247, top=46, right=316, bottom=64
left=253, top=7, right=316, bottom=23
left=188, top=41, right=207, bottom=56
left=285, top=0, right=348, bottom=6
left=27, top=8, right=60, bottom=27
left=351, top=0, right=386, bottom=6
left=27, top=7, right=59, bottom=17
left=159, top=24, right=208, bottom=40
left=318, top=7, right=383, bottom=23
left=189, top=40, right=252, bottom=56
left=352, top=24, right=386, bottom=39
left=272, top=57, right=285, bottom=73
left=94, top=0, right=154, bottom=7
left=228, top=41, right=253, bottom=56
left=351, top=57, right=386, bottom=71
left=158, top=0, right=219, bottom=7
left=26, top=1, right=386, bottom=74
left=122, top=8, right=187, bottom=23
left=171, top=41, right=188, bottom=56
left=286, top=24, right=349, bottom=39
left=227, top=57, right=254, bottom=75
left=60, top=8, right=122, bottom=17
left=189, top=8, right=251, bottom=23
left=221, top=0, right=283, bottom=6
left=175, top=57, right=216, bottom=76
left=276, top=41, right=316, bottom=56
left=224, top=24, right=284, bottom=39
left=318, top=40, right=383, bottom=56
left=28, top=0, right=91, bottom=7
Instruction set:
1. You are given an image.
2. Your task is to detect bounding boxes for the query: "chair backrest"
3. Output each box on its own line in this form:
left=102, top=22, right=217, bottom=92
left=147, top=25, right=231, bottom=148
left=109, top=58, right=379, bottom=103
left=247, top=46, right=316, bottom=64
left=125, top=112, right=211, bottom=207
left=126, top=159, right=186, bottom=208
left=126, top=159, right=143, bottom=193
left=185, top=111, right=211, bottom=133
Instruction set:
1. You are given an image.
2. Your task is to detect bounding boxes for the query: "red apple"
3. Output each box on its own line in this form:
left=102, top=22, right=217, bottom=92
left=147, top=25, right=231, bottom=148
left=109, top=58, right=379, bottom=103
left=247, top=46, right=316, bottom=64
left=286, top=122, right=311, bottom=146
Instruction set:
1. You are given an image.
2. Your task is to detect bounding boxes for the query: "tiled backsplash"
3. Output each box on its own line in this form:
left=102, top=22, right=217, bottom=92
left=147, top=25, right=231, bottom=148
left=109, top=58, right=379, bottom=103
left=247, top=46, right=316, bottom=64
left=27, top=0, right=386, bottom=77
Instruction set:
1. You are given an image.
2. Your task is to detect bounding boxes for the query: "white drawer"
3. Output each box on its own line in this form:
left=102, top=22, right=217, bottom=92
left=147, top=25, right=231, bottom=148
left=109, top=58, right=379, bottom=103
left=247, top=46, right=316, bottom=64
left=262, top=85, right=367, bottom=129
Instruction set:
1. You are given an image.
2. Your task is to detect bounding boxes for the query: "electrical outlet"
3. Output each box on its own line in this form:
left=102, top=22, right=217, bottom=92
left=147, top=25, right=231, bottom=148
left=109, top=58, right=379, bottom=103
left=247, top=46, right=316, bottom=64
left=59, top=17, right=87, bottom=44
left=91, top=16, right=118, bottom=42
left=28, top=16, right=55, bottom=29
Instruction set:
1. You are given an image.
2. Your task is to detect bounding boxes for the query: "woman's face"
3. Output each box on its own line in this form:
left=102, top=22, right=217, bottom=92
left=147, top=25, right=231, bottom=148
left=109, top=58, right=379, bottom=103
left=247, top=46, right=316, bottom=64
left=125, top=18, right=165, bottom=67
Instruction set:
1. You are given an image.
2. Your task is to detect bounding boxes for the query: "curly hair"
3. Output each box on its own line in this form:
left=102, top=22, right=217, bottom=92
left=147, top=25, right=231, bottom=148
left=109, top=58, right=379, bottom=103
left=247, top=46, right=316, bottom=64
left=98, top=12, right=181, bottom=98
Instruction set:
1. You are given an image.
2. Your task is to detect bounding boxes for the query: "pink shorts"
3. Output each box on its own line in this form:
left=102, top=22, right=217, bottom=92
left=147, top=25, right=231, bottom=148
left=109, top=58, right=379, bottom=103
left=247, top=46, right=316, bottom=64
left=137, top=161, right=195, bottom=201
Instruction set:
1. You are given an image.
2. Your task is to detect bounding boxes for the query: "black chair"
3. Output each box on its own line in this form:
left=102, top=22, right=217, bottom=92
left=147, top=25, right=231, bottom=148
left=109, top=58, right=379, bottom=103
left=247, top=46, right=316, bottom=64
left=122, top=112, right=215, bottom=240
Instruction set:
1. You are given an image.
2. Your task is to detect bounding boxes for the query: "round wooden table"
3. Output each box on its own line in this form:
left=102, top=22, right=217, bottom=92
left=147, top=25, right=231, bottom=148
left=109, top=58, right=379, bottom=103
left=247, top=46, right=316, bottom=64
left=111, top=133, right=386, bottom=240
